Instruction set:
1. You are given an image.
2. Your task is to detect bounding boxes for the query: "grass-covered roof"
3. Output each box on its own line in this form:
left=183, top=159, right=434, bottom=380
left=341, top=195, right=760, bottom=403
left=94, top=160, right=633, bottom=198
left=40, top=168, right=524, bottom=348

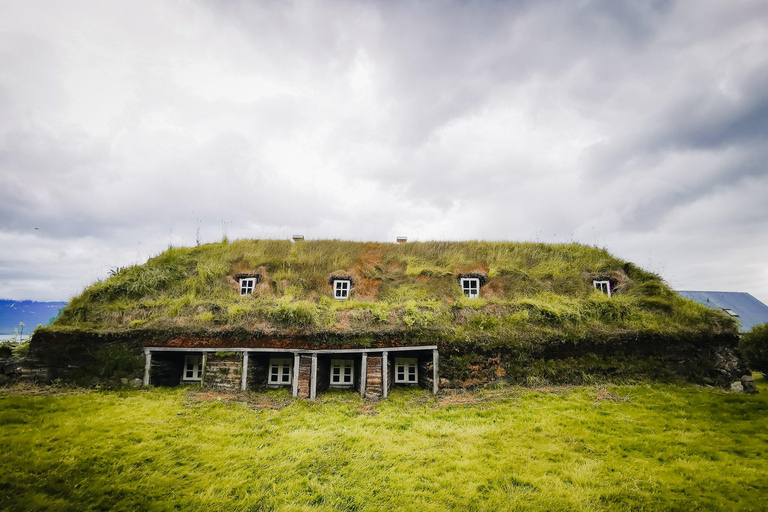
left=45, top=239, right=736, bottom=347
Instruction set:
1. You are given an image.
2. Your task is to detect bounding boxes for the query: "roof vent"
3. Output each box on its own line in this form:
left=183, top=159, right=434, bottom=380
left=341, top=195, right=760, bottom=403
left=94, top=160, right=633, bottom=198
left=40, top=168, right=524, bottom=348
left=397, top=236, right=407, bottom=244
left=292, top=235, right=304, bottom=242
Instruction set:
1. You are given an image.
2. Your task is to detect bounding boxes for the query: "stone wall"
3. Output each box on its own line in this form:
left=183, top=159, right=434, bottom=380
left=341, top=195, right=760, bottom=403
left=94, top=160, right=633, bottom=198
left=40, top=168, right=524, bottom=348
left=364, top=356, right=382, bottom=399
left=204, top=353, right=241, bottom=391
left=296, top=355, right=312, bottom=398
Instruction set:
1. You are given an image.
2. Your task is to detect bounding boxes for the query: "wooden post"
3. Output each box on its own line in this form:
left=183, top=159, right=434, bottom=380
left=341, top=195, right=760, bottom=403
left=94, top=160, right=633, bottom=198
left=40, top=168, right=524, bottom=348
left=241, top=352, right=249, bottom=391
left=432, top=349, right=439, bottom=395
left=310, top=353, right=318, bottom=400
left=201, top=352, right=208, bottom=386
left=382, top=351, right=388, bottom=398
left=143, top=349, right=151, bottom=386
left=292, top=353, right=300, bottom=397
left=360, top=352, right=367, bottom=398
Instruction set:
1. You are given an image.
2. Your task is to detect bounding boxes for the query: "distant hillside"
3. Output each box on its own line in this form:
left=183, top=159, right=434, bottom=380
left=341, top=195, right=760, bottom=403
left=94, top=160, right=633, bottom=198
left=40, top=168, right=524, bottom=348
left=0, top=300, right=67, bottom=334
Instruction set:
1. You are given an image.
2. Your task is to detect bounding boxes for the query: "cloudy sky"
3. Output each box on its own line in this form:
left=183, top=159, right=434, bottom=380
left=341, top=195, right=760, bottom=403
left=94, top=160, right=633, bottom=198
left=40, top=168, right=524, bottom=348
left=1, top=0, right=767, bottom=304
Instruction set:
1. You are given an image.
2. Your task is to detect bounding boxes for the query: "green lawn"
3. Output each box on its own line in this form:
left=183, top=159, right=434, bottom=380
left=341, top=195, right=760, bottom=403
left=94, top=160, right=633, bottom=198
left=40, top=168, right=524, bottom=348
left=1, top=379, right=767, bottom=512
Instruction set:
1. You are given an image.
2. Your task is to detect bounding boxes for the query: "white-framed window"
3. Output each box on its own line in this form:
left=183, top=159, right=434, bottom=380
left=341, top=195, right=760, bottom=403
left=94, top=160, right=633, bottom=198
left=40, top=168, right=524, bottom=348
left=395, top=357, right=418, bottom=384
left=593, top=280, right=611, bottom=297
left=183, top=355, right=203, bottom=381
left=268, top=358, right=293, bottom=385
left=460, top=278, right=480, bottom=298
left=240, top=277, right=256, bottom=295
left=723, top=308, right=739, bottom=317
left=333, top=280, right=351, bottom=300
left=330, top=359, right=354, bottom=386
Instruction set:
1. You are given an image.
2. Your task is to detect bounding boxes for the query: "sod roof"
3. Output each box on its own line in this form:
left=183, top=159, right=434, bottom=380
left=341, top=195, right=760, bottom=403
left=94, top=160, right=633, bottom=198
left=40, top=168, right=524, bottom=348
left=44, top=239, right=737, bottom=348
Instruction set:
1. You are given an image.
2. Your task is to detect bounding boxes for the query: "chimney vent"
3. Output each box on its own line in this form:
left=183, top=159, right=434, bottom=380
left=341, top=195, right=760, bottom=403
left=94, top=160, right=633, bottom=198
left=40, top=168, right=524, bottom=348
left=396, top=236, right=407, bottom=244
left=292, top=235, right=304, bottom=242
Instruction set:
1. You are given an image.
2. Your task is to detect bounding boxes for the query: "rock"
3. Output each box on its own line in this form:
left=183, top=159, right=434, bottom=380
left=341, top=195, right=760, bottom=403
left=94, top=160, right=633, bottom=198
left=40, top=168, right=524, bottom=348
left=129, top=378, right=143, bottom=388
left=0, top=374, right=8, bottom=385
left=731, top=381, right=744, bottom=393
left=741, top=375, right=757, bottom=394
left=120, top=378, right=129, bottom=385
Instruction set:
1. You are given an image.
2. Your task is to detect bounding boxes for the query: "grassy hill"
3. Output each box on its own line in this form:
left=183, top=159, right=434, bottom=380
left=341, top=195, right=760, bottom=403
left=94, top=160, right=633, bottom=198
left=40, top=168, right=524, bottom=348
left=46, top=239, right=735, bottom=346
left=1, top=380, right=766, bottom=511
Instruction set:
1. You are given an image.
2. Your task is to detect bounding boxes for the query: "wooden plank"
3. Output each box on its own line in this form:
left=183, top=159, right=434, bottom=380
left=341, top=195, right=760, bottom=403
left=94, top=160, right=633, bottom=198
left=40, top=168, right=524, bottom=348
left=360, top=353, right=367, bottom=398
left=310, top=353, right=318, bottom=400
left=432, top=349, right=439, bottom=394
left=201, top=353, right=208, bottom=386
left=292, top=353, right=300, bottom=397
left=144, top=346, right=437, bottom=354
left=382, top=351, right=388, bottom=398
left=143, top=350, right=152, bottom=386
left=241, top=352, right=249, bottom=391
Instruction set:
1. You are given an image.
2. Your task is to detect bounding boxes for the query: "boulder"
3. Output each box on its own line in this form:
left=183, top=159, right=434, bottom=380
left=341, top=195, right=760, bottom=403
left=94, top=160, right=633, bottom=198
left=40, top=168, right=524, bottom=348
left=730, top=381, right=744, bottom=393
left=120, top=378, right=129, bottom=385
left=0, top=374, right=8, bottom=385
left=129, top=378, right=143, bottom=388
left=741, top=375, right=757, bottom=394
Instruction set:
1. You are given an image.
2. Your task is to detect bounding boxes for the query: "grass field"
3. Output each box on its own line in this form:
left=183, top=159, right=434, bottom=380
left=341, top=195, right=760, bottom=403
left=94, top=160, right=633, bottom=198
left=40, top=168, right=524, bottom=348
left=1, top=378, right=767, bottom=512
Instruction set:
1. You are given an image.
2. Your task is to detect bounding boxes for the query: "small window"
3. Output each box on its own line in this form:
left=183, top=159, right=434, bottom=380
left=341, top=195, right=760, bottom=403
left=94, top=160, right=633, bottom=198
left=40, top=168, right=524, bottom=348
left=330, top=359, right=354, bottom=386
left=183, top=355, right=203, bottom=381
left=268, top=358, right=293, bottom=385
left=240, top=277, right=256, bottom=295
left=460, top=278, right=480, bottom=298
left=723, top=309, right=739, bottom=317
left=593, top=280, right=611, bottom=297
left=333, top=280, right=351, bottom=300
left=395, top=358, right=418, bottom=384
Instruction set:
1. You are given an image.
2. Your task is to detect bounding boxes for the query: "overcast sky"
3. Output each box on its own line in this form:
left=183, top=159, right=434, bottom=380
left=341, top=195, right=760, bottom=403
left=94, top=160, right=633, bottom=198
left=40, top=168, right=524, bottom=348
left=1, top=0, right=767, bottom=304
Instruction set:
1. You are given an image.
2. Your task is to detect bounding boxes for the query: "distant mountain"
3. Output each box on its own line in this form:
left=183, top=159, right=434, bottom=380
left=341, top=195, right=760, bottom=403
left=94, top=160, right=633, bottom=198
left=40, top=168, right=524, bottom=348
left=0, top=300, right=68, bottom=334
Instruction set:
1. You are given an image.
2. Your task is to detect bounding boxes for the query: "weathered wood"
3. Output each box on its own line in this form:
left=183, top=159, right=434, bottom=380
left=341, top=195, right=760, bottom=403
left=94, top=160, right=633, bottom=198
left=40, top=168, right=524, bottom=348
left=201, top=353, right=208, bottom=385
left=144, top=346, right=437, bottom=354
left=382, top=351, right=388, bottom=398
left=292, top=353, right=300, bottom=397
left=310, top=353, right=318, bottom=399
left=360, top=353, right=367, bottom=398
left=241, top=352, right=249, bottom=391
left=143, top=350, right=151, bottom=386
left=433, top=349, right=439, bottom=394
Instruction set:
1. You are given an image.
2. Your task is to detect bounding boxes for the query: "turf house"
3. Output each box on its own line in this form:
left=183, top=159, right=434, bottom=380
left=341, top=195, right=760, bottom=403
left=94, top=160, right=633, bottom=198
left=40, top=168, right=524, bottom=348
left=28, top=239, right=748, bottom=396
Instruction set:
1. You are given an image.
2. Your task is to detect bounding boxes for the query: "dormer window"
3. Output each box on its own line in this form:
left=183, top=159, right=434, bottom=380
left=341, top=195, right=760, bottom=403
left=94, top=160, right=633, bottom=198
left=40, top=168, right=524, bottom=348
left=460, top=278, right=480, bottom=298
left=593, top=280, right=611, bottom=297
left=236, top=273, right=260, bottom=295
left=333, top=279, right=351, bottom=300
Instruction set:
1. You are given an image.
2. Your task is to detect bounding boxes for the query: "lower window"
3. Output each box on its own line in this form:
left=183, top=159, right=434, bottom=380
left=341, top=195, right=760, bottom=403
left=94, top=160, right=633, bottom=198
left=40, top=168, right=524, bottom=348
left=269, top=358, right=293, bottom=385
left=330, top=359, right=354, bottom=386
left=395, top=357, right=418, bottom=384
left=183, top=355, right=203, bottom=381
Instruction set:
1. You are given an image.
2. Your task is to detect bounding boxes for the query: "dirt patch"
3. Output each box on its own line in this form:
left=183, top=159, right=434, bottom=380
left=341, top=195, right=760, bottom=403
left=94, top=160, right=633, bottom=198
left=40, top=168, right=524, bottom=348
left=356, top=402, right=379, bottom=416
left=0, top=381, right=92, bottom=396
left=595, top=387, right=630, bottom=402
left=187, top=389, right=292, bottom=410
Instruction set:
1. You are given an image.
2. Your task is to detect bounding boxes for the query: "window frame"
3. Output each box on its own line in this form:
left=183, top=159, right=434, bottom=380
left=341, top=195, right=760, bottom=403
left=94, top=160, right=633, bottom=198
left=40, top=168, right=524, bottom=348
left=239, top=277, right=256, bottom=295
left=182, top=355, right=203, bottom=382
left=395, top=357, right=418, bottom=384
left=593, top=280, right=611, bottom=297
left=330, top=359, right=354, bottom=387
left=268, top=358, right=293, bottom=386
left=333, top=279, right=351, bottom=300
left=460, top=277, right=481, bottom=298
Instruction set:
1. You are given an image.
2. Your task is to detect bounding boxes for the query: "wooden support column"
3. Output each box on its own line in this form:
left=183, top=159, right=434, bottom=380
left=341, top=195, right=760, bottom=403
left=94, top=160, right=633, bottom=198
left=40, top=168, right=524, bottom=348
left=432, top=349, right=439, bottom=394
left=310, top=353, right=318, bottom=400
left=143, top=349, right=152, bottom=386
left=382, top=351, right=389, bottom=398
left=292, top=353, right=300, bottom=397
left=360, top=352, right=367, bottom=398
left=241, top=352, right=249, bottom=391
left=201, top=353, right=208, bottom=386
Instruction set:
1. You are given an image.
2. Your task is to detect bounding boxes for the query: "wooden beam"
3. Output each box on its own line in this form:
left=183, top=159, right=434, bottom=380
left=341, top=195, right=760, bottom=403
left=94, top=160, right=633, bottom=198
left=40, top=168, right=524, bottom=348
left=142, top=346, right=438, bottom=354
left=292, top=353, right=300, bottom=397
left=382, top=351, right=388, bottom=398
left=143, top=349, right=151, bottom=386
left=310, top=353, right=318, bottom=400
left=432, top=349, right=439, bottom=395
left=201, top=353, right=208, bottom=386
left=360, top=353, right=367, bottom=398
left=241, top=352, right=249, bottom=391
